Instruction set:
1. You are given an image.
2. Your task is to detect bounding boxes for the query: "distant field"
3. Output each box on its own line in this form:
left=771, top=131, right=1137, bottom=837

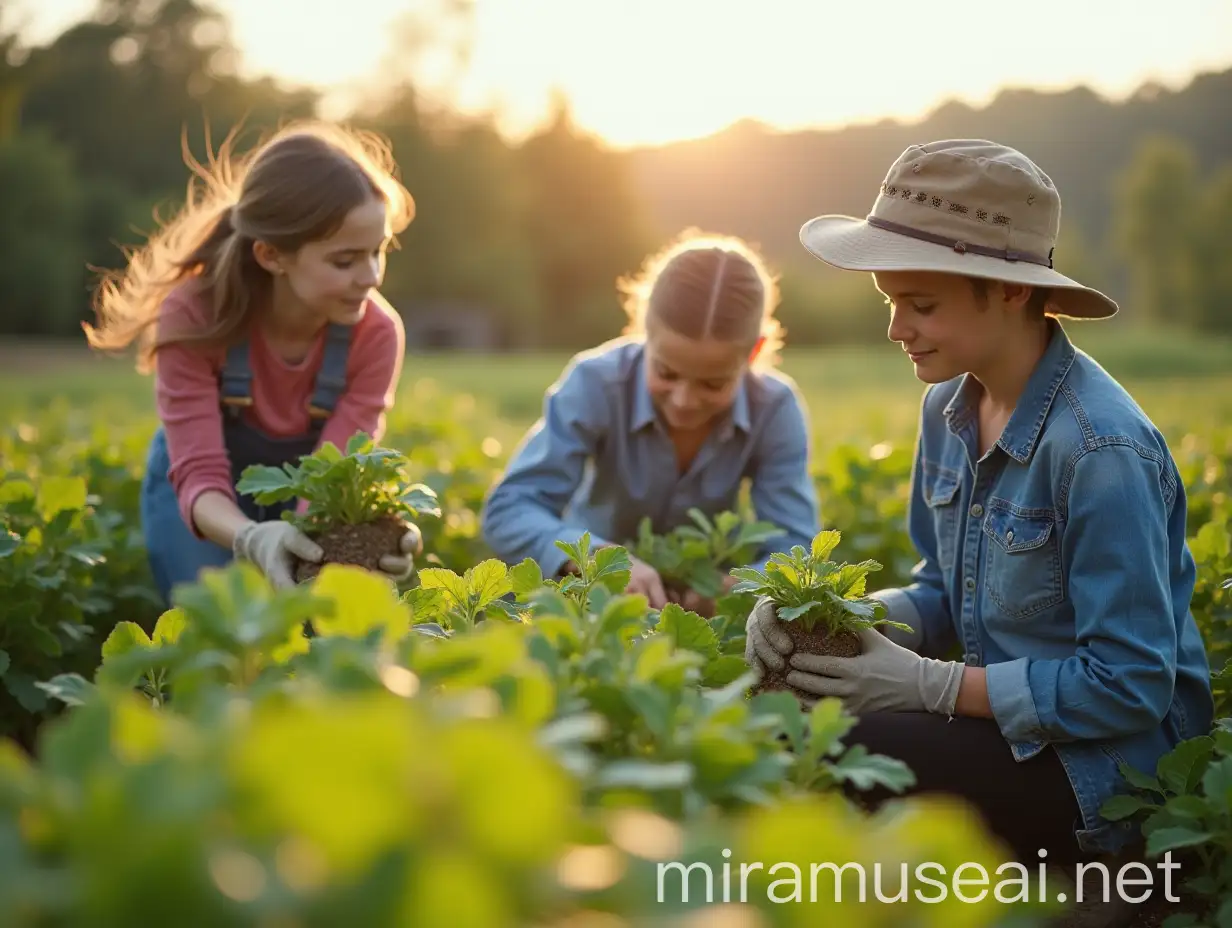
left=2, top=322, right=1229, bottom=448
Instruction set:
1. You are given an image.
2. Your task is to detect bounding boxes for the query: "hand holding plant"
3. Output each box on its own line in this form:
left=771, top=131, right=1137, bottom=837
left=729, top=529, right=913, bottom=697
left=235, top=433, right=440, bottom=584
left=231, top=520, right=324, bottom=589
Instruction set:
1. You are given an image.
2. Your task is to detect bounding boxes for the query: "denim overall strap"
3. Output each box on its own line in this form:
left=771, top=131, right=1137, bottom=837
left=306, top=323, right=354, bottom=422
left=219, top=338, right=254, bottom=418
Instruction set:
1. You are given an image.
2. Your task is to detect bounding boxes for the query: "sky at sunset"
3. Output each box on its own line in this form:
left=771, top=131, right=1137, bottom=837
left=13, top=0, right=1232, bottom=148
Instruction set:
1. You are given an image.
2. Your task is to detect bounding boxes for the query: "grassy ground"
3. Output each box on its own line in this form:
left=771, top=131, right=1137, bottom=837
left=2, top=322, right=1229, bottom=448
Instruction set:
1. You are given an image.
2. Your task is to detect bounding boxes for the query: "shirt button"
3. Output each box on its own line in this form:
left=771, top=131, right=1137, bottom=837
left=965, top=577, right=976, bottom=592
left=970, top=503, right=983, bottom=517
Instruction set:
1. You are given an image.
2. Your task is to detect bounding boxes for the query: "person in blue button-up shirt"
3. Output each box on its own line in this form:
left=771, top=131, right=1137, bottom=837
left=747, top=140, right=1214, bottom=867
left=481, top=230, right=821, bottom=613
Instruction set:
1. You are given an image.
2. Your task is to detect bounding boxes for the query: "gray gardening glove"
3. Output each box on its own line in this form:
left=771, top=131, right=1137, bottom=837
left=743, top=596, right=794, bottom=678
left=232, top=520, right=323, bottom=588
left=378, top=522, right=423, bottom=582
left=743, top=589, right=924, bottom=681
left=786, top=626, right=964, bottom=716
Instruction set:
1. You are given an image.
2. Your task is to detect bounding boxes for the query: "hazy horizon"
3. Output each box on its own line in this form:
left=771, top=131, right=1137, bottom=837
left=11, top=0, right=1232, bottom=148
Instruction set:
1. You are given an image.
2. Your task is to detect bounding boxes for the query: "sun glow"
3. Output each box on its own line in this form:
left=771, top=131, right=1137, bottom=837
left=18, top=0, right=1232, bottom=149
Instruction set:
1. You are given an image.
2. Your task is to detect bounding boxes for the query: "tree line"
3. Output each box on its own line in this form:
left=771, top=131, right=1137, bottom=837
left=0, top=0, right=1229, bottom=348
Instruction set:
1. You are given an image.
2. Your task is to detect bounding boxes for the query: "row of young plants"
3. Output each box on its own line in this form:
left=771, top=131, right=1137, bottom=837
left=3, top=399, right=1232, bottom=922
left=2, top=530, right=1047, bottom=927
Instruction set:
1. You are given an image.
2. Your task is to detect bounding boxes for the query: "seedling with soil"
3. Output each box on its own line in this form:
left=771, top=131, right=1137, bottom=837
left=729, top=529, right=914, bottom=697
left=630, top=508, right=784, bottom=602
left=236, top=433, right=441, bottom=582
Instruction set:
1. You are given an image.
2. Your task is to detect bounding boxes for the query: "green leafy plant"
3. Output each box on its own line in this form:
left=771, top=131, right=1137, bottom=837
left=236, top=432, right=441, bottom=582
left=402, top=558, right=522, bottom=631
left=1099, top=719, right=1232, bottom=924
left=729, top=529, right=912, bottom=696
left=630, top=508, right=783, bottom=604
left=0, top=473, right=160, bottom=749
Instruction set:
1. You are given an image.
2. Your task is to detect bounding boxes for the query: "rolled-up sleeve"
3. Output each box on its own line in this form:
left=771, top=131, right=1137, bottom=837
left=987, top=442, right=1179, bottom=742
left=747, top=388, right=821, bottom=565
left=480, top=358, right=608, bottom=578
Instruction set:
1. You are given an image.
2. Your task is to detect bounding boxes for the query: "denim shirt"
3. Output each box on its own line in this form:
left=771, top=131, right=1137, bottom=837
left=481, top=336, right=820, bottom=578
left=876, top=319, right=1214, bottom=856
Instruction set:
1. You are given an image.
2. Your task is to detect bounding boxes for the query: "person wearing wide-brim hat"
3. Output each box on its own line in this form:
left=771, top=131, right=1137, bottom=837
left=745, top=139, right=1214, bottom=866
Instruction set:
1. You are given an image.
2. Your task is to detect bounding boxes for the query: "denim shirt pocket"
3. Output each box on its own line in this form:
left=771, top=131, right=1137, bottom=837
left=923, top=464, right=962, bottom=572
left=982, top=498, right=1065, bottom=619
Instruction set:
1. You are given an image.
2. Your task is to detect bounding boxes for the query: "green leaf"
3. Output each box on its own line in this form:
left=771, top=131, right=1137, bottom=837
left=37, top=475, right=87, bottom=519
left=1201, top=755, right=1232, bottom=807
left=311, top=565, right=411, bottom=643
left=101, top=621, right=153, bottom=662
left=554, top=534, right=589, bottom=573
left=751, top=691, right=807, bottom=752
left=510, top=559, right=544, bottom=598
left=403, top=587, right=448, bottom=624
left=777, top=600, right=827, bottom=623
left=811, top=530, right=841, bottom=561
left=624, top=683, right=673, bottom=742
left=465, top=559, right=511, bottom=608
left=826, top=744, right=916, bottom=793
left=701, top=655, right=749, bottom=687
left=1119, top=762, right=1162, bottom=793
left=1100, top=794, right=1159, bottom=821
left=598, top=594, right=650, bottom=640
left=417, top=567, right=468, bottom=603
left=654, top=603, right=719, bottom=661
left=1145, top=825, right=1215, bottom=855
left=235, top=464, right=298, bottom=500
left=591, top=544, right=632, bottom=594
left=0, top=649, right=8, bottom=677
left=1157, top=735, right=1215, bottom=794
left=807, top=697, right=857, bottom=764
left=3, top=673, right=47, bottom=713
left=597, top=760, right=694, bottom=790
left=536, top=713, right=607, bottom=748
left=0, top=531, right=19, bottom=558
left=1160, top=794, right=1209, bottom=819
left=398, top=484, right=442, bottom=518
left=152, top=608, right=188, bottom=646
left=35, top=673, right=97, bottom=707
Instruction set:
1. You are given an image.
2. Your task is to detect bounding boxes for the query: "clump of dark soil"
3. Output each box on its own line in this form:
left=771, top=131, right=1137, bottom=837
left=295, top=513, right=409, bottom=583
left=750, top=619, right=862, bottom=699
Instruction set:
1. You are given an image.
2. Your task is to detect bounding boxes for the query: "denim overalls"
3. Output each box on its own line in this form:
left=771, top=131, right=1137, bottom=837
left=140, top=323, right=353, bottom=603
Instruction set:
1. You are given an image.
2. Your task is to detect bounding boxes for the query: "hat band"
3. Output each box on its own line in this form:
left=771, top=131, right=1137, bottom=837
left=866, top=216, right=1054, bottom=269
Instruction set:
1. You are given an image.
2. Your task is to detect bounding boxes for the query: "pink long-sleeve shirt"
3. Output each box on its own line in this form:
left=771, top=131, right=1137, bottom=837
left=153, top=284, right=405, bottom=537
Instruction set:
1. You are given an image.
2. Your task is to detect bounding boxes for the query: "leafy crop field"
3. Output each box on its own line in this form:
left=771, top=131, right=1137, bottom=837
left=0, top=327, right=1230, bottom=926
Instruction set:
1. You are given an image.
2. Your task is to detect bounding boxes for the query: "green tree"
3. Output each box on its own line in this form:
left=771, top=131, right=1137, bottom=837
left=1110, top=136, right=1199, bottom=325
left=1193, top=167, right=1232, bottom=333
left=0, top=131, right=85, bottom=334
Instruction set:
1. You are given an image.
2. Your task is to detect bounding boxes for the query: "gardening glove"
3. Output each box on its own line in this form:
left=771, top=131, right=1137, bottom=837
left=378, top=522, right=423, bottom=582
left=785, top=626, right=964, bottom=716
left=743, top=596, right=794, bottom=678
left=233, top=520, right=323, bottom=589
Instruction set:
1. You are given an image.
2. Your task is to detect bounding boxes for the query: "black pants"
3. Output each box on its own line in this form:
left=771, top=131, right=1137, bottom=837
left=839, top=711, right=1089, bottom=867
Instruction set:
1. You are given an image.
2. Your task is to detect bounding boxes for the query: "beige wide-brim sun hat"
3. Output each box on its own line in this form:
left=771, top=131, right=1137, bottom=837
left=799, top=139, right=1118, bottom=320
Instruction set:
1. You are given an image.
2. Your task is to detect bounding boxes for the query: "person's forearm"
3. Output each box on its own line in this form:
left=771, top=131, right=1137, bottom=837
left=954, top=666, right=994, bottom=718
left=191, top=490, right=255, bottom=550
